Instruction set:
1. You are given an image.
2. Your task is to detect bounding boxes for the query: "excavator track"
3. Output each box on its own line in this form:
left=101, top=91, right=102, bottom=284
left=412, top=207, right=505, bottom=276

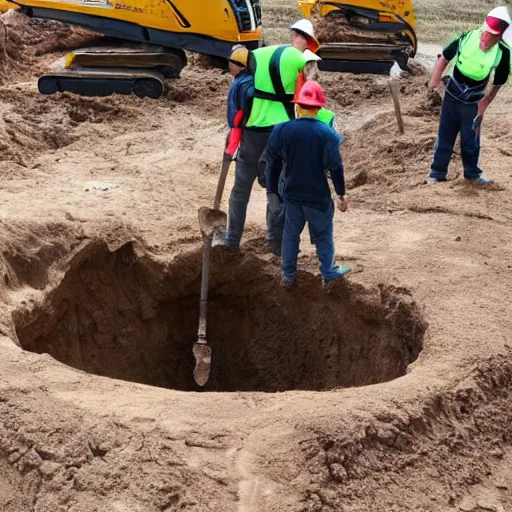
left=38, top=68, right=165, bottom=99
left=38, top=46, right=186, bottom=99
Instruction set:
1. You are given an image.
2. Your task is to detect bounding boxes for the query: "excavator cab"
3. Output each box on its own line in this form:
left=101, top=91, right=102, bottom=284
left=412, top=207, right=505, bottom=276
left=298, top=0, right=417, bottom=74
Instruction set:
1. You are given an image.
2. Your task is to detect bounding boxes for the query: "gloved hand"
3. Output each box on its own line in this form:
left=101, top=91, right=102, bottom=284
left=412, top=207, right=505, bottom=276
left=267, top=193, right=281, bottom=214
left=472, top=115, right=483, bottom=135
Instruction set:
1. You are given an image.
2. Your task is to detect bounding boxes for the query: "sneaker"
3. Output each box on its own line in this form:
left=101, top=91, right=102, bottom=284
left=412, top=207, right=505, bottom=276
left=465, top=175, right=493, bottom=185
left=426, top=176, right=443, bottom=184
left=322, top=265, right=352, bottom=292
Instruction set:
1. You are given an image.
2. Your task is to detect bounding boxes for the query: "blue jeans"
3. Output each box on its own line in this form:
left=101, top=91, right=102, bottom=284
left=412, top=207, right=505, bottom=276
left=282, top=200, right=341, bottom=282
left=226, top=129, right=281, bottom=248
left=430, top=93, right=482, bottom=180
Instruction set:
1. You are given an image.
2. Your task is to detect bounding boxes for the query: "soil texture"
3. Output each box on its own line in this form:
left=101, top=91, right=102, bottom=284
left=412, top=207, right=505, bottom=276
left=1, top=11, right=512, bottom=512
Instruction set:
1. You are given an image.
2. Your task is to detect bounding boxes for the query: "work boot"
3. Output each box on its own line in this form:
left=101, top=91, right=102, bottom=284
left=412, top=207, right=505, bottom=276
left=322, top=265, right=352, bottom=293
left=465, top=174, right=493, bottom=185
left=212, top=229, right=240, bottom=252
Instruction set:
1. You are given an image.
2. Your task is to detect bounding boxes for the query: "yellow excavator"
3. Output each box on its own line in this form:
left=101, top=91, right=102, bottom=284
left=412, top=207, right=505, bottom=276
left=298, top=0, right=417, bottom=74
left=2, top=0, right=262, bottom=98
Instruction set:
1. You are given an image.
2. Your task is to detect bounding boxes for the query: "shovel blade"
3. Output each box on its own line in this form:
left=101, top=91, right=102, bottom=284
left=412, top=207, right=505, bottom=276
left=198, top=207, right=227, bottom=239
left=193, top=341, right=212, bottom=387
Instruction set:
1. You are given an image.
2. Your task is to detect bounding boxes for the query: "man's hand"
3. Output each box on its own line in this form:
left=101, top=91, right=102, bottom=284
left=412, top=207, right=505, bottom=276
left=429, top=56, right=448, bottom=91
left=336, top=195, right=348, bottom=213
left=428, top=78, right=440, bottom=91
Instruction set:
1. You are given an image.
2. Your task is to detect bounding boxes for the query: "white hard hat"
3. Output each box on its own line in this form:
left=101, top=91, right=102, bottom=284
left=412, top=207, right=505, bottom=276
left=483, top=6, right=511, bottom=36
left=303, top=49, right=322, bottom=62
left=290, top=19, right=316, bottom=39
left=487, top=6, right=511, bottom=25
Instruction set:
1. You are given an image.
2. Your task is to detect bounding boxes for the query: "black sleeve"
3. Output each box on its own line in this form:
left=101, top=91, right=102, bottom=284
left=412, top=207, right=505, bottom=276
left=442, top=35, right=462, bottom=61
left=494, top=44, right=511, bottom=86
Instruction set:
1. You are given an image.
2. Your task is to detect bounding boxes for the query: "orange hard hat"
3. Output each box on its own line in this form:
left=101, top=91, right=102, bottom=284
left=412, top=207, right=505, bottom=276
left=293, top=80, right=326, bottom=108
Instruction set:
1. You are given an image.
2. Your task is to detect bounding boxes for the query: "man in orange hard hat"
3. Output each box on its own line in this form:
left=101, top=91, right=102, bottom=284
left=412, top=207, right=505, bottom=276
left=428, top=7, right=511, bottom=185
left=266, top=81, right=351, bottom=288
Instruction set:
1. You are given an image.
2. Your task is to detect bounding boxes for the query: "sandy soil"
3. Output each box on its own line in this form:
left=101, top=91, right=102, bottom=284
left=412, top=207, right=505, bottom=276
left=1, top=12, right=512, bottom=512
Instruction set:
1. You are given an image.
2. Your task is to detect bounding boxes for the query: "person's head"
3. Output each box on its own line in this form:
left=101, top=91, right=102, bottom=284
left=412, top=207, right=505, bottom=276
left=289, top=19, right=321, bottom=53
left=293, top=80, right=326, bottom=117
left=228, top=45, right=249, bottom=76
left=480, top=6, right=511, bottom=51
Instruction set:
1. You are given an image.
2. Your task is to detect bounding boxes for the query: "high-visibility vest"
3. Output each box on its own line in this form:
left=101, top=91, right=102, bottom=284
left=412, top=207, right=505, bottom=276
left=456, top=29, right=502, bottom=81
left=315, top=108, right=336, bottom=127
left=247, top=45, right=308, bottom=128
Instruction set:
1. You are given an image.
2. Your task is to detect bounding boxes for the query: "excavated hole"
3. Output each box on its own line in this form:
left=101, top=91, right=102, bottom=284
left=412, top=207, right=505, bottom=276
left=13, top=242, right=427, bottom=392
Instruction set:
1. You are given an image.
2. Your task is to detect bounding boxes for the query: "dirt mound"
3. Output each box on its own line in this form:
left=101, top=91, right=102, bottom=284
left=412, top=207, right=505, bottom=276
left=312, top=10, right=396, bottom=44
left=0, top=11, right=102, bottom=83
left=319, top=72, right=390, bottom=108
left=0, top=88, right=136, bottom=166
left=164, top=66, right=231, bottom=113
left=344, top=109, right=437, bottom=190
left=14, top=241, right=426, bottom=392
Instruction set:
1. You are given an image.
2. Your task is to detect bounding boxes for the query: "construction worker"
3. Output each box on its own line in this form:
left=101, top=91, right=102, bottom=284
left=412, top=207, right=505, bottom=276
left=266, top=81, right=351, bottom=288
left=225, top=45, right=254, bottom=157
left=267, top=90, right=339, bottom=252
left=427, top=6, right=511, bottom=185
left=224, top=19, right=322, bottom=255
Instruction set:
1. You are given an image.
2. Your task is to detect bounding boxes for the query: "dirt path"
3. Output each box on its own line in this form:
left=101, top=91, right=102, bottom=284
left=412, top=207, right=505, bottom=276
left=2, top=13, right=512, bottom=512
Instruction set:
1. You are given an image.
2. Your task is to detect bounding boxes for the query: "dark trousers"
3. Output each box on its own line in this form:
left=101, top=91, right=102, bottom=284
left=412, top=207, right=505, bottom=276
left=226, top=129, right=272, bottom=249
left=430, top=93, right=482, bottom=180
left=282, top=200, right=341, bottom=282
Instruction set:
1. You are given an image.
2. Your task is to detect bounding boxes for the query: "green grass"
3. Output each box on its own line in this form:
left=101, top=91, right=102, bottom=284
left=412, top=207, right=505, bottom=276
left=260, top=0, right=503, bottom=45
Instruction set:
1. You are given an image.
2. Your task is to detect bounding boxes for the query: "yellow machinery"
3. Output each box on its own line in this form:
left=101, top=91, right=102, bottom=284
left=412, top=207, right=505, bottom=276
left=298, top=0, right=417, bottom=74
left=8, top=0, right=262, bottom=97
left=0, top=0, right=18, bottom=11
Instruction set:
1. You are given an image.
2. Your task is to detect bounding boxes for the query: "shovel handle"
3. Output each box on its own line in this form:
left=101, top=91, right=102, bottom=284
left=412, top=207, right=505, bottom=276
left=213, top=153, right=233, bottom=210
left=197, top=235, right=212, bottom=339
left=388, top=79, right=405, bottom=135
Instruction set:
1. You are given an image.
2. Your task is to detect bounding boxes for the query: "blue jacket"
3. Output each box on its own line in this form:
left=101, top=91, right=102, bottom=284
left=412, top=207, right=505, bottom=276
left=227, top=69, right=254, bottom=128
left=266, top=117, right=345, bottom=212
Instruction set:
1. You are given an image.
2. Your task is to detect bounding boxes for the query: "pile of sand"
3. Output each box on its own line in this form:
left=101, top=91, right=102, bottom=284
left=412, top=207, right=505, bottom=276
left=0, top=10, right=101, bottom=84
left=0, top=87, right=136, bottom=167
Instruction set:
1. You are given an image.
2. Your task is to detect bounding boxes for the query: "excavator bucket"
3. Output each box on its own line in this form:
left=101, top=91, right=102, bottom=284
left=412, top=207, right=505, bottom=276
left=298, top=0, right=417, bottom=74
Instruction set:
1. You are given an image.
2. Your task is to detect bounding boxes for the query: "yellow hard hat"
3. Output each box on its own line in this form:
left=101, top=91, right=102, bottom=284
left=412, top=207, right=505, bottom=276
left=229, top=45, right=249, bottom=68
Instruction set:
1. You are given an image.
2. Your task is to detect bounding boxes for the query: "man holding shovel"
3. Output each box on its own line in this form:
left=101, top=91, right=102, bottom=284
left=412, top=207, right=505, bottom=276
left=224, top=19, right=322, bottom=256
left=427, top=7, right=511, bottom=185
left=266, top=81, right=351, bottom=288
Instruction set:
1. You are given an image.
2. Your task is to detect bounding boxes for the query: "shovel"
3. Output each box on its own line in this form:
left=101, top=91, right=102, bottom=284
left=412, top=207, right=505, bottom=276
left=193, top=151, right=233, bottom=386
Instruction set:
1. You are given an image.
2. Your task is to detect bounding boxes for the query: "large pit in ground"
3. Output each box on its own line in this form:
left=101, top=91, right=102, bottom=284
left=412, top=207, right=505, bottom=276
left=13, top=241, right=427, bottom=392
